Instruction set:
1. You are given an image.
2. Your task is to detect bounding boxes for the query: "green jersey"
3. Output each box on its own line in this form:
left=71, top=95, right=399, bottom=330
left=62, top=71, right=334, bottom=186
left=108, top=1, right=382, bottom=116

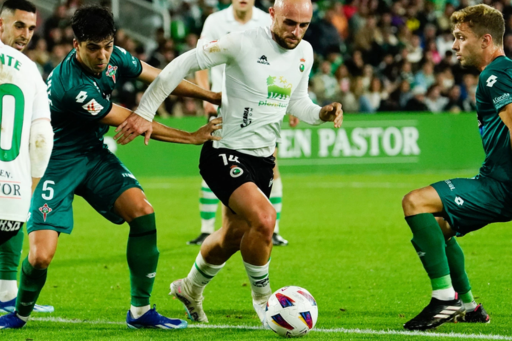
left=47, top=46, right=142, bottom=157
left=476, top=56, right=512, bottom=183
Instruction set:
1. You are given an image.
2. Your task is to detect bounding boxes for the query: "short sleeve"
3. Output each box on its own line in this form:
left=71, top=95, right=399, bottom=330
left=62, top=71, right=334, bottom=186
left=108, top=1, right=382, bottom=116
left=195, top=32, right=243, bottom=70
left=59, top=85, right=112, bottom=121
left=483, top=69, right=512, bottom=112
left=31, top=63, right=51, bottom=121
left=111, top=46, right=142, bottom=79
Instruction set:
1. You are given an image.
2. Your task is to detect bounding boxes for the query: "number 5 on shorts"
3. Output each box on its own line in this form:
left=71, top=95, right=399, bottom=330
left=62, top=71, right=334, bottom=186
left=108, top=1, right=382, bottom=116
left=42, top=180, right=55, bottom=200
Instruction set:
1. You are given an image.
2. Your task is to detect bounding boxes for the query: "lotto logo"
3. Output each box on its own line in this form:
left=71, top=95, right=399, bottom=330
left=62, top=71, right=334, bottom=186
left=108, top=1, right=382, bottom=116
left=486, top=75, right=498, bottom=87
left=455, top=196, right=464, bottom=206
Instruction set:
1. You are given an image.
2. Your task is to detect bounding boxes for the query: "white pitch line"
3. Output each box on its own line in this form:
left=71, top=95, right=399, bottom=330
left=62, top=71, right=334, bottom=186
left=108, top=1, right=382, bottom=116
left=30, top=317, right=512, bottom=340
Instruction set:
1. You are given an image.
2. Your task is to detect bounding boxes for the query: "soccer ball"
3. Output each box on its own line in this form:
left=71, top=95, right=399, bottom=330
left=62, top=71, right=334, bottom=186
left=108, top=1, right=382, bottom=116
left=265, top=286, right=318, bottom=338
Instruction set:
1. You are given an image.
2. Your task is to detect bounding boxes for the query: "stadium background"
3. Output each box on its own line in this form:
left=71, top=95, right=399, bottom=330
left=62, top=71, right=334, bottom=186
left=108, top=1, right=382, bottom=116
left=3, top=0, right=512, bottom=340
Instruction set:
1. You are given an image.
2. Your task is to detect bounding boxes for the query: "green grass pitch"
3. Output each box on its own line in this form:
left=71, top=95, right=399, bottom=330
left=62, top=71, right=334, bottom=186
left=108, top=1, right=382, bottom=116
left=3, top=172, right=512, bottom=340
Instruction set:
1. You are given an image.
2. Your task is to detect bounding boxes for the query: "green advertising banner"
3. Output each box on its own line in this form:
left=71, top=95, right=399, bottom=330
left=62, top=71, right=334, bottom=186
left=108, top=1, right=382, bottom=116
left=106, top=113, right=485, bottom=177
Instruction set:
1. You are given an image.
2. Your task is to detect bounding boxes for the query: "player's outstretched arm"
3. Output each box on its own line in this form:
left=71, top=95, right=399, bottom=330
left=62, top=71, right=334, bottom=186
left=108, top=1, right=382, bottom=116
left=103, top=104, right=222, bottom=145
left=138, top=61, right=221, bottom=106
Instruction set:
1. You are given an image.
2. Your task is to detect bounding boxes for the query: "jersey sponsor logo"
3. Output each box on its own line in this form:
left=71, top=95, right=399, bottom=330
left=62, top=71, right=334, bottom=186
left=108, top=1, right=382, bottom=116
left=0, top=181, right=21, bottom=198
left=230, top=165, right=244, bottom=178
left=258, top=55, right=270, bottom=65
left=39, top=203, right=53, bottom=222
left=267, top=76, right=292, bottom=100
left=82, top=99, right=104, bottom=115
left=486, top=75, right=498, bottom=87
left=455, top=196, right=464, bottom=206
left=240, top=107, right=253, bottom=128
left=444, top=180, right=455, bottom=191
left=0, top=169, right=12, bottom=179
left=493, top=93, right=511, bottom=106
left=203, top=40, right=220, bottom=53
left=0, top=220, right=21, bottom=232
left=105, top=65, right=118, bottom=83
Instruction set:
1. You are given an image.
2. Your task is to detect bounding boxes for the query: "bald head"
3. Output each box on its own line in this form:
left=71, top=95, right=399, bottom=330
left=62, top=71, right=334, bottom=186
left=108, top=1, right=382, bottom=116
left=269, top=0, right=312, bottom=49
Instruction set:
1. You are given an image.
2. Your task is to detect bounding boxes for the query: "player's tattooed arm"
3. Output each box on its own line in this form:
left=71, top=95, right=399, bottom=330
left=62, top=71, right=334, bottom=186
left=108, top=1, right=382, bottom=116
left=499, top=104, right=512, bottom=150
left=103, top=104, right=222, bottom=145
left=138, top=61, right=221, bottom=106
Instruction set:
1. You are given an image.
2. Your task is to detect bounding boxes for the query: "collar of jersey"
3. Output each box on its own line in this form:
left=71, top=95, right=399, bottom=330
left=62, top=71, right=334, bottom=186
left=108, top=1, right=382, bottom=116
left=225, top=5, right=262, bottom=23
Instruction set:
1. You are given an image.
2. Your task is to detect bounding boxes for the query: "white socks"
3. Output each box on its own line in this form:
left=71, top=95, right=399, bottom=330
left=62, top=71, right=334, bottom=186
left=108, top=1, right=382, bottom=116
left=186, top=252, right=225, bottom=296
left=432, top=287, right=456, bottom=301
left=244, top=261, right=272, bottom=300
left=0, top=279, right=17, bottom=302
left=130, top=305, right=150, bottom=319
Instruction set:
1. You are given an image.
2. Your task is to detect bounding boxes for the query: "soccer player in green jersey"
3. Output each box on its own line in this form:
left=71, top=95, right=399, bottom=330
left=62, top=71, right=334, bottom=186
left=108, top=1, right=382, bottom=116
left=0, top=0, right=54, bottom=315
left=0, top=5, right=222, bottom=330
left=402, top=4, right=510, bottom=331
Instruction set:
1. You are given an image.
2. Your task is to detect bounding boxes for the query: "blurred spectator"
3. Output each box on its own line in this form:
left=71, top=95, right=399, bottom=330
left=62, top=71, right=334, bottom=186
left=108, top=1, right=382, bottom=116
left=425, top=84, right=449, bottom=113
left=312, top=61, right=339, bottom=105
left=360, top=77, right=388, bottom=113
left=414, top=61, right=435, bottom=90
left=345, top=50, right=365, bottom=77
left=444, top=85, right=465, bottom=113
left=407, top=35, right=423, bottom=65
left=405, top=86, right=428, bottom=111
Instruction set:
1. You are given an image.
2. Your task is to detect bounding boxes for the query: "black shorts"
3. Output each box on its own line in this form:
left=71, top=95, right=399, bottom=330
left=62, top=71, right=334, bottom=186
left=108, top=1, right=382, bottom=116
left=199, top=142, right=275, bottom=209
left=0, top=220, right=23, bottom=246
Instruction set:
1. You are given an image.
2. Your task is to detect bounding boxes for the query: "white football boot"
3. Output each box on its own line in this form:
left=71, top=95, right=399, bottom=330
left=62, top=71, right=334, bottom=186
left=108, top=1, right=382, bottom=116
left=169, top=278, right=208, bottom=323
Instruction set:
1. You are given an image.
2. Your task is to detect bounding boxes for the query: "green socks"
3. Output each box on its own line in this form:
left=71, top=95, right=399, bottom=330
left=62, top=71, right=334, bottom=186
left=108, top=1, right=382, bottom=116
left=200, top=180, right=219, bottom=234
left=127, top=213, right=159, bottom=307
left=0, top=229, right=23, bottom=281
left=445, top=237, right=471, bottom=295
left=407, top=213, right=451, bottom=280
left=16, top=257, right=47, bottom=317
left=407, top=213, right=455, bottom=299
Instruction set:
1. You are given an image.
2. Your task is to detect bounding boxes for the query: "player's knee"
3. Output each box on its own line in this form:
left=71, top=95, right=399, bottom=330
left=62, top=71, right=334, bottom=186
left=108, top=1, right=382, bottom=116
left=402, top=190, right=424, bottom=216
left=127, top=202, right=154, bottom=221
left=29, top=250, right=54, bottom=269
left=253, top=211, right=275, bottom=241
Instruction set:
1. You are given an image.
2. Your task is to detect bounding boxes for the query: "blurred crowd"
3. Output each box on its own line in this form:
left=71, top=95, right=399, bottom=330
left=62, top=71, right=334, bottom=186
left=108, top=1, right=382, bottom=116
left=23, top=0, right=512, bottom=115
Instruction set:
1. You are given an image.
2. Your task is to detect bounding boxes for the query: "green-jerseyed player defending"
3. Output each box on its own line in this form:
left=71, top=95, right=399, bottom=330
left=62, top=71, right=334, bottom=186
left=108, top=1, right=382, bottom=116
left=402, top=4, right=511, bottom=331
left=0, top=5, right=222, bottom=330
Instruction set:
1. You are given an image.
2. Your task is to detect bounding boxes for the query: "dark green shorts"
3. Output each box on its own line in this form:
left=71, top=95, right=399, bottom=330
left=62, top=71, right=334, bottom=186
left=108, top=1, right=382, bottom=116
left=431, top=175, right=512, bottom=236
left=27, top=148, right=142, bottom=234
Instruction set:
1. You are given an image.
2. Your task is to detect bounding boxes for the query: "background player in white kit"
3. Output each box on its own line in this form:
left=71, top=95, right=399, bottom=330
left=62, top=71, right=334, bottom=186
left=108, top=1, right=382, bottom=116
left=120, top=0, right=342, bottom=325
left=0, top=0, right=54, bottom=314
left=0, top=9, right=53, bottom=308
left=191, top=0, right=291, bottom=247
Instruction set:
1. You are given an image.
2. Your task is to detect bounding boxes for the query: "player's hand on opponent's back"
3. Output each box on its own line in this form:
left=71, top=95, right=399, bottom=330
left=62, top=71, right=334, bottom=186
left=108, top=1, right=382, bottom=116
left=115, top=113, right=153, bottom=145
left=191, top=117, right=223, bottom=145
left=289, top=115, right=300, bottom=128
left=319, top=102, right=343, bottom=128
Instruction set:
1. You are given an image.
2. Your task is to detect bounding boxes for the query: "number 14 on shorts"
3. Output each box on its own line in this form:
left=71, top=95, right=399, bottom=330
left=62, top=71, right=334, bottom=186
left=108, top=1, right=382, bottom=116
left=219, top=153, right=239, bottom=165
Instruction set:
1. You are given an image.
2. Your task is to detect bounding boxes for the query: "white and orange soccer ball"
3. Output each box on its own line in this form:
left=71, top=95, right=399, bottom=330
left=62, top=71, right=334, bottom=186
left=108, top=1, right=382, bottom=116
left=265, top=286, right=318, bottom=338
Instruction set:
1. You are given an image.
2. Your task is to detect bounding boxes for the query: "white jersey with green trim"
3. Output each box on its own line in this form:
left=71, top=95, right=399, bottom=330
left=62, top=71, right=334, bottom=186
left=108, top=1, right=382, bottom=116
left=196, top=26, right=321, bottom=156
left=200, top=5, right=271, bottom=92
left=0, top=41, right=51, bottom=222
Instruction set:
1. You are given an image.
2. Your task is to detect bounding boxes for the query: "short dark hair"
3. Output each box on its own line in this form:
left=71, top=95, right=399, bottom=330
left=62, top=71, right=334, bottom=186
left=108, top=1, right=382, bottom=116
left=71, top=5, right=115, bottom=43
left=0, top=0, right=36, bottom=15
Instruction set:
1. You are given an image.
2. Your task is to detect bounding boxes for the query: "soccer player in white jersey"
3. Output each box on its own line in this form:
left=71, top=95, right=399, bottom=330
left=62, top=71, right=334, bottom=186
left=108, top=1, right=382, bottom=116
left=0, top=0, right=54, bottom=315
left=118, top=0, right=342, bottom=325
left=191, top=0, right=293, bottom=247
